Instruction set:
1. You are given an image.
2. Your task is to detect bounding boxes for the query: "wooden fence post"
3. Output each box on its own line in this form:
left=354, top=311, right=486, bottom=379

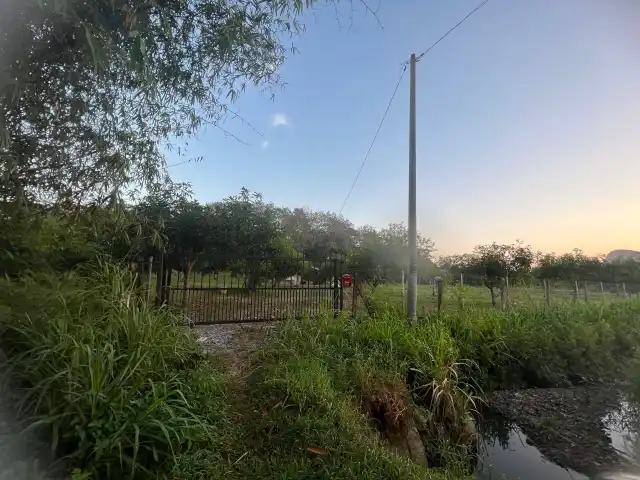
left=352, top=276, right=358, bottom=317
left=332, top=258, right=339, bottom=317
left=499, top=277, right=507, bottom=311
left=155, top=252, right=164, bottom=306
left=339, top=259, right=345, bottom=312
left=544, top=279, right=551, bottom=308
left=623, top=282, right=628, bottom=299
left=460, top=273, right=464, bottom=286
left=573, top=280, right=579, bottom=303
left=147, top=256, right=154, bottom=301
left=600, top=281, right=605, bottom=301
left=582, top=281, right=588, bottom=302
left=436, top=277, right=444, bottom=314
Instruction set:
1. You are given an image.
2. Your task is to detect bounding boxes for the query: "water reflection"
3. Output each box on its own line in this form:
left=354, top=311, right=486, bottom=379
left=477, top=424, right=587, bottom=480
left=604, top=402, right=640, bottom=467
left=478, top=395, right=640, bottom=480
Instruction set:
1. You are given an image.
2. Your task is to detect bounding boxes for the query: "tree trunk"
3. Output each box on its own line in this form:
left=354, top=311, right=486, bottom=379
left=499, top=278, right=507, bottom=310
left=489, top=286, right=496, bottom=307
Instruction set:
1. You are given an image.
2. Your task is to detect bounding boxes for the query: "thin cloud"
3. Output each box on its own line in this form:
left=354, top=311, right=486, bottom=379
left=270, top=113, right=291, bottom=128
left=261, top=140, right=269, bottom=149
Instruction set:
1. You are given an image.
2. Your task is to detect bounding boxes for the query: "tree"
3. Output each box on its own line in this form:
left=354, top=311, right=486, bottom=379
left=533, top=252, right=562, bottom=281
left=1, top=0, right=313, bottom=206
left=168, top=200, right=215, bottom=286
left=438, top=253, right=474, bottom=278
left=507, top=240, right=535, bottom=282
left=345, top=222, right=437, bottom=286
left=278, top=208, right=356, bottom=261
left=137, top=187, right=284, bottom=289
left=468, top=244, right=509, bottom=307
left=346, top=244, right=383, bottom=287
left=205, top=188, right=282, bottom=289
left=603, top=258, right=640, bottom=290
left=376, top=222, right=437, bottom=283
left=132, top=190, right=441, bottom=290
left=439, top=242, right=534, bottom=307
left=533, top=249, right=605, bottom=283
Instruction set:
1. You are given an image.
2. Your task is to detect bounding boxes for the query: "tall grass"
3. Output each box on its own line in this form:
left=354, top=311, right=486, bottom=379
left=242, top=312, right=481, bottom=478
left=238, top=297, right=640, bottom=476
left=0, top=262, right=231, bottom=479
left=2, top=263, right=640, bottom=478
left=367, top=286, right=640, bottom=387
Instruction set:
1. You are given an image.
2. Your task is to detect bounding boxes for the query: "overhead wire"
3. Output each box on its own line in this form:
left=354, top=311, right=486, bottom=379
left=338, top=63, right=407, bottom=215
left=338, top=0, right=490, bottom=213
left=414, top=0, right=490, bottom=63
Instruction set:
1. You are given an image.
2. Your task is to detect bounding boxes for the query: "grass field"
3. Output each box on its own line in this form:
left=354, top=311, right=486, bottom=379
left=370, top=281, right=637, bottom=314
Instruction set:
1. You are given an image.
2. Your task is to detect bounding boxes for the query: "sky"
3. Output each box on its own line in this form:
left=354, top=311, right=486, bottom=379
left=167, top=0, right=640, bottom=257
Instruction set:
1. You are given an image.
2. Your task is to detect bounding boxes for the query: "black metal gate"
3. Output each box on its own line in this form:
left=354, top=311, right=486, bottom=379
left=150, top=254, right=344, bottom=324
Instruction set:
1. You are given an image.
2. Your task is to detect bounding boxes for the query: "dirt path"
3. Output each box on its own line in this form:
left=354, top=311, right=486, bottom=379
left=195, top=322, right=278, bottom=376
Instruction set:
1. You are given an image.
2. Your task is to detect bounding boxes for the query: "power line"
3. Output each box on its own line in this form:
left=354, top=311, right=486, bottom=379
left=338, top=0, right=489, bottom=214
left=414, top=0, right=489, bottom=63
left=338, top=64, right=407, bottom=214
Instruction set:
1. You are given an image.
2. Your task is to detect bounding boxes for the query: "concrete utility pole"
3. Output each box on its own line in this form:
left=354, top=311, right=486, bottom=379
left=407, top=53, right=418, bottom=324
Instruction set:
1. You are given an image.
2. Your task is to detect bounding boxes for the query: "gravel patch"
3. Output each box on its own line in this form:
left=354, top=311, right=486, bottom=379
left=195, top=322, right=278, bottom=353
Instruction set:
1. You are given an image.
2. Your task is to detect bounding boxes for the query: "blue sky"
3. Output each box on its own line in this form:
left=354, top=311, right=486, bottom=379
left=167, top=0, right=640, bottom=257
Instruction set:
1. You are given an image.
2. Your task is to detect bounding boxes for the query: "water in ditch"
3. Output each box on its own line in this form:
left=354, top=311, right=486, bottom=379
left=477, top=391, right=640, bottom=480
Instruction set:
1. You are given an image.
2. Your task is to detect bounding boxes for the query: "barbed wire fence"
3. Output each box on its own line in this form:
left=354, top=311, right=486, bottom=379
left=408, top=273, right=640, bottom=314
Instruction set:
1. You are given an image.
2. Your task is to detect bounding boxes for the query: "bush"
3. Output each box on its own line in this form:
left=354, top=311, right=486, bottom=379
left=0, top=210, right=98, bottom=276
left=0, top=262, right=231, bottom=479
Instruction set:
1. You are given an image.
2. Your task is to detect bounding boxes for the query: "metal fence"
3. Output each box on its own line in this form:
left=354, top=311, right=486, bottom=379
left=135, top=254, right=345, bottom=324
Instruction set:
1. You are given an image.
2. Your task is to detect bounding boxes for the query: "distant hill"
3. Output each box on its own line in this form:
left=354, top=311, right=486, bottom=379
left=604, top=250, right=640, bottom=263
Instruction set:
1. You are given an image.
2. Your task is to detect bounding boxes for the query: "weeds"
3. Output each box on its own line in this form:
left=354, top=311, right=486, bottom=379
left=243, top=313, right=482, bottom=478
left=0, top=263, right=232, bottom=479
left=240, top=297, right=640, bottom=477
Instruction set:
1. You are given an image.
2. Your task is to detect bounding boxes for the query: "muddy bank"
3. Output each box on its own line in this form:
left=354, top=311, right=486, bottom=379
left=485, top=387, right=637, bottom=477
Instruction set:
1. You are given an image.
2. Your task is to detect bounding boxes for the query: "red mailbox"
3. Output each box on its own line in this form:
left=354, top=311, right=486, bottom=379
left=342, top=274, right=353, bottom=288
